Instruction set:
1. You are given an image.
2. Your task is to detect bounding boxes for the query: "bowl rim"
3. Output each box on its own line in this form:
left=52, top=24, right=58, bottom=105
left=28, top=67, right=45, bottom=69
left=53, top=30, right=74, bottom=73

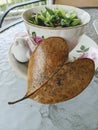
left=22, top=4, right=91, bottom=30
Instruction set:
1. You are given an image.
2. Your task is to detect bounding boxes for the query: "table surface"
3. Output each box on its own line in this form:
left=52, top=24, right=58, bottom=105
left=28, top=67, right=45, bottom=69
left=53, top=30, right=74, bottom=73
left=0, top=8, right=98, bottom=130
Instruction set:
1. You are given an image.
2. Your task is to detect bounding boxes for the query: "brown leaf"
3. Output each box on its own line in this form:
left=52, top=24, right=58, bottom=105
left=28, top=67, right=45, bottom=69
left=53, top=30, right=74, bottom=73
left=8, top=37, right=69, bottom=105
left=8, top=37, right=95, bottom=105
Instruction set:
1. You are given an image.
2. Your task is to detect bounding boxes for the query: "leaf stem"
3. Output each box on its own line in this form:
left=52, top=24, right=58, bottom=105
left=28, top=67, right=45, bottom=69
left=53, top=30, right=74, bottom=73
left=8, top=96, right=28, bottom=105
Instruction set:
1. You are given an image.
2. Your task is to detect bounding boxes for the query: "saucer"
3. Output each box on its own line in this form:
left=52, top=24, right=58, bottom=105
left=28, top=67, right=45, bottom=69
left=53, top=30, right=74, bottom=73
left=8, top=34, right=98, bottom=79
left=93, top=19, right=98, bottom=35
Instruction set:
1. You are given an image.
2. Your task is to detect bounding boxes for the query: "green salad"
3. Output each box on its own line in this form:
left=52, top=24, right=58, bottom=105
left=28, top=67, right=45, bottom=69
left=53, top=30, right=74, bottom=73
left=28, top=7, right=82, bottom=27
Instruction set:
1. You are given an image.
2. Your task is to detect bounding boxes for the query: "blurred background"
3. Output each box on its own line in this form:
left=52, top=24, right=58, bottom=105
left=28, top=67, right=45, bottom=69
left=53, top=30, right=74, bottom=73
left=0, top=0, right=46, bottom=27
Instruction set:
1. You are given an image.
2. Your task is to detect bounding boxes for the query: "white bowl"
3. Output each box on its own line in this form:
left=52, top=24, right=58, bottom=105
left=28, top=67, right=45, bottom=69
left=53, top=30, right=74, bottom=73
left=22, top=5, right=90, bottom=51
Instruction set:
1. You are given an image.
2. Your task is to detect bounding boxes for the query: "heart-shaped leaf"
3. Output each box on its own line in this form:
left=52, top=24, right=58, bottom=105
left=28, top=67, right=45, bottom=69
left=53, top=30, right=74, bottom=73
left=8, top=37, right=68, bottom=104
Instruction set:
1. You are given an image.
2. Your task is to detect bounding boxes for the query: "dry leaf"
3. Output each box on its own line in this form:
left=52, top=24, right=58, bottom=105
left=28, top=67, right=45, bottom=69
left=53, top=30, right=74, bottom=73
left=8, top=37, right=68, bottom=104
